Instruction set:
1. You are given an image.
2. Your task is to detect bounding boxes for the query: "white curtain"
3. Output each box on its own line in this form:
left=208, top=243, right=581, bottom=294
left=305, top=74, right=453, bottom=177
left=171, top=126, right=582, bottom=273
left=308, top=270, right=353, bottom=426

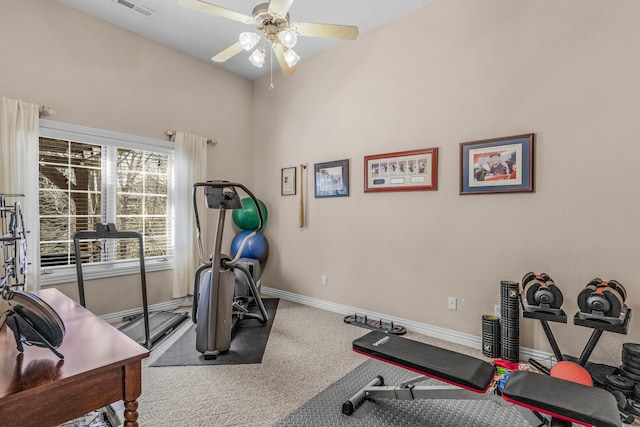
left=172, top=132, right=208, bottom=297
left=0, top=97, right=40, bottom=290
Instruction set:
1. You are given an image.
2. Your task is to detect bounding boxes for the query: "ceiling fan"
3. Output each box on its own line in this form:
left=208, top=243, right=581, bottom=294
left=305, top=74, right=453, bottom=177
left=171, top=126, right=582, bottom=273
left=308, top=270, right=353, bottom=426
left=179, top=0, right=359, bottom=76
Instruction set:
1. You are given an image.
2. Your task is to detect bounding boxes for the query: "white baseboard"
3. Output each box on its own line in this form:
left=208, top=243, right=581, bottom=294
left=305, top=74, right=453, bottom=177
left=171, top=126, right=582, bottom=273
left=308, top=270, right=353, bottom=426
left=99, top=297, right=191, bottom=324
left=262, top=286, right=555, bottom=364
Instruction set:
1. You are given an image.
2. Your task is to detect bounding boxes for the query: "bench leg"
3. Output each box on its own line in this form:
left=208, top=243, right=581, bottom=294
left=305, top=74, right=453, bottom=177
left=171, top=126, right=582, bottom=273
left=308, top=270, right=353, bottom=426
left=342, top=376, right=384, bottom=415
left=343, top=375, right=492, bottom=415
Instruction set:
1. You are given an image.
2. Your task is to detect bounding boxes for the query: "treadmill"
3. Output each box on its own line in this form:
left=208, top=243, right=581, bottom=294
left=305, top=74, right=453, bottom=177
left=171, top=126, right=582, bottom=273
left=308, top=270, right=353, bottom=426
left=73, top=223, right=188, bottom=349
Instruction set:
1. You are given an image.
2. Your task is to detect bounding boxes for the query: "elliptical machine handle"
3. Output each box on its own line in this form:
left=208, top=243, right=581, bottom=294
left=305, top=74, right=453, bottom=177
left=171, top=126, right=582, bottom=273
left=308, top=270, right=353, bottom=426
left=192, top=181, right=265, bottom=266
left=221, top=183, right=264, bottom=267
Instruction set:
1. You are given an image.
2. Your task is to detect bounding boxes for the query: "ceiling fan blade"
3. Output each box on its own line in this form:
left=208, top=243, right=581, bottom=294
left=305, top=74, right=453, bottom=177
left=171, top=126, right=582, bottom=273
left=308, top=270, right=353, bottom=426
left=178, top=0, right=252, bottom=24
left=294, top=22, right=359, bottom=40
left=211, top=41, right=244, bottom=62
left=268, top=0, right=294, bottom=18
left=272, top=43, right=296, bottom=76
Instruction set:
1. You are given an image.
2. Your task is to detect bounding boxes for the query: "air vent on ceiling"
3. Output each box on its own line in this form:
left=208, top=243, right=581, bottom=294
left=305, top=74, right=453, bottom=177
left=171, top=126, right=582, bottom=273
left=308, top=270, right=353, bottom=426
left=114, top=0, right=155, bottom=17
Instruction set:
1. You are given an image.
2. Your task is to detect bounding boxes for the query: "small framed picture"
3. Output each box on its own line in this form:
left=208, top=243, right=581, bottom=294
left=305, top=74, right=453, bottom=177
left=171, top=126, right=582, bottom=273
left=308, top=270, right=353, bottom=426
left=364, top=148, right=438, bottom=193
left=281, top=167, right=296, bottom=196
left=314, top=159, right=349, bottom=198
left=460, top=133, right=534, bottom=195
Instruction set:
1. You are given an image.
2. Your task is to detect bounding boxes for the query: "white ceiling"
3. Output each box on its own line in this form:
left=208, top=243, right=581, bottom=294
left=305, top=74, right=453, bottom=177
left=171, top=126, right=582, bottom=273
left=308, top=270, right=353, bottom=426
left=57, top=0, right=433, bottom=80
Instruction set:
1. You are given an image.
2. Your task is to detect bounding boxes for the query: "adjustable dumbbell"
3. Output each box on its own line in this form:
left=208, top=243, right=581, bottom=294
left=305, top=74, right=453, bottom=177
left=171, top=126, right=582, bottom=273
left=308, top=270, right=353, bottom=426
left=577, top=279, right=627, bottom=318
left=522, top=272, right=564, bottom=309
left=581, top=279, right=627, bottom=302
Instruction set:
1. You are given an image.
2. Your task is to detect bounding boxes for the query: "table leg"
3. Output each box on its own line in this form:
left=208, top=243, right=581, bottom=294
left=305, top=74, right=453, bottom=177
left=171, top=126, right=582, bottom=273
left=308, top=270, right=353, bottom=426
left=123, top=400, right=139, bottom=427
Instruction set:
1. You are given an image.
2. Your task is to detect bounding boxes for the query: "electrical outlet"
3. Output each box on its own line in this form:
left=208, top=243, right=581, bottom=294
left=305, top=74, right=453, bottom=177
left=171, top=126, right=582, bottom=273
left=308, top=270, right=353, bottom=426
left=321, top=275, right=327, bottom=286
left=448, top=297, right=457, bottom=310
left=494, top=305, right=501, bottom=317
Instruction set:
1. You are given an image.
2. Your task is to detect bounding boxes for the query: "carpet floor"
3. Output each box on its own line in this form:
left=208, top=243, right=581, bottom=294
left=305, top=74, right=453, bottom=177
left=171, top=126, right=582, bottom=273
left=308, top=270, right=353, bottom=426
left=137, top=298, right=578, bottom=426
left=139, top=299, right=369, bottom=426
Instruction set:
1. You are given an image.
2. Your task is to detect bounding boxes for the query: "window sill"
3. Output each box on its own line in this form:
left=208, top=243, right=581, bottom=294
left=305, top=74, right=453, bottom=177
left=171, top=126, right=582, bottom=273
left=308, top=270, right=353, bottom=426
left=40, top=259, right=174, bottom=286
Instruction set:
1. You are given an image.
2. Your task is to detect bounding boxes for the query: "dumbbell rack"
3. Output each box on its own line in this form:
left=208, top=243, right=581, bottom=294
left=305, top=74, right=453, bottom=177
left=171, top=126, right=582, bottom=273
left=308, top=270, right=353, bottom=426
left=573, top=309, right=631, bottom=366
left=521, top=301, right=567, bottom=363
left=521, top=294, right=631, bottom=367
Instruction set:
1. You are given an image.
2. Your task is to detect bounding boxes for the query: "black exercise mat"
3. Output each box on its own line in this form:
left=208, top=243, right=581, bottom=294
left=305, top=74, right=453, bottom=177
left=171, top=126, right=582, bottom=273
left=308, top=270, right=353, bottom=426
left=150, top=298, right=278, bottom=367
left=273, top=358, right=537, bottom=427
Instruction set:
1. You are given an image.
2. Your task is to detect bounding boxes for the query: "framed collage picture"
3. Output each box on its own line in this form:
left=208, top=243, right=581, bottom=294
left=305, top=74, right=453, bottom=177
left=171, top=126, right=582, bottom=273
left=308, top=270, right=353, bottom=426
left=364, top=148, right=438, bottom=193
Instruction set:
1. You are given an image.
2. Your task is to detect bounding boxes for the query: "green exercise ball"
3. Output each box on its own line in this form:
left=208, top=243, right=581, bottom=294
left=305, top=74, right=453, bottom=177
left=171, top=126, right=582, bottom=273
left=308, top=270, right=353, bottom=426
left=232, top=198, right=268, bottom=231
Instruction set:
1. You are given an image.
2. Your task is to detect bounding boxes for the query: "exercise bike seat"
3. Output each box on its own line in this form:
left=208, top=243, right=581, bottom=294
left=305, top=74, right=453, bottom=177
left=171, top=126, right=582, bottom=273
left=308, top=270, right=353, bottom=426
left=502, top=370, right=621, bottom=427
left=353, top=331, right=495, bottom=392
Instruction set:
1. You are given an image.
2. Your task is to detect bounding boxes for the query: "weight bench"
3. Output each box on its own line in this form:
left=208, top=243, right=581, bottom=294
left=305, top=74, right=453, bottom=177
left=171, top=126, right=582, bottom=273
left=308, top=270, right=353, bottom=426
left=344, top=331, right=621, bottom=427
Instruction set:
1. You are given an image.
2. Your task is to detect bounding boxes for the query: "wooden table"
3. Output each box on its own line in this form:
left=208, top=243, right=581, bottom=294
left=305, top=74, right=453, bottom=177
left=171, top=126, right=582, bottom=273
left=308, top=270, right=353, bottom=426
left=0, top=288, right=149, bottom=427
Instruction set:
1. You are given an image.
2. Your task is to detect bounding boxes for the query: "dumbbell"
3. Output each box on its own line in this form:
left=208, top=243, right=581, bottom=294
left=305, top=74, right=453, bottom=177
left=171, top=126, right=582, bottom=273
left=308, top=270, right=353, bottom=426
left=577, top=279, right=627, bottom=318
left=522, top=272, right=564, bottom=309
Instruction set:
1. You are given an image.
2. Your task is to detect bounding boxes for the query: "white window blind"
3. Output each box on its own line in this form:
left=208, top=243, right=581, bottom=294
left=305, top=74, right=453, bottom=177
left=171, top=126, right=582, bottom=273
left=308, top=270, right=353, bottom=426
left=38, top=120, right=174, bottom=285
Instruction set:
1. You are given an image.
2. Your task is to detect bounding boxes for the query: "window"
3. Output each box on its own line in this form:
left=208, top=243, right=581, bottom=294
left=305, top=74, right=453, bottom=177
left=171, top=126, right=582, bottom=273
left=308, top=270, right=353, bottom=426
left=38, top=120, right=174, bottom=285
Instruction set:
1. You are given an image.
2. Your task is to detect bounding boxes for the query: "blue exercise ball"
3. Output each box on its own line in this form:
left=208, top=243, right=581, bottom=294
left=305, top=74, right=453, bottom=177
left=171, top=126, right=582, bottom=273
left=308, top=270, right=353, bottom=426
left=230, top=231, right=269, bottom=263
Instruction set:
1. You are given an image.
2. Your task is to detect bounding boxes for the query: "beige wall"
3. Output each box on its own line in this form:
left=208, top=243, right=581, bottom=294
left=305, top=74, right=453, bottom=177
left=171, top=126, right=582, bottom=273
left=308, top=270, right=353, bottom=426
left=0, top=0, right=253, bottom=312
left=2, top=0, right=639, bottom=364
left=253, top=0, right=640, bottom=365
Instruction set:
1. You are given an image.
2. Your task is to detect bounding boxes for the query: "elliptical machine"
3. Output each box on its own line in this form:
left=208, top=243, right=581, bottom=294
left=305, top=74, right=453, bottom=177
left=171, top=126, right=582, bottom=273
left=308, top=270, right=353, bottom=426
left=192, top=181, right=268, bottom=360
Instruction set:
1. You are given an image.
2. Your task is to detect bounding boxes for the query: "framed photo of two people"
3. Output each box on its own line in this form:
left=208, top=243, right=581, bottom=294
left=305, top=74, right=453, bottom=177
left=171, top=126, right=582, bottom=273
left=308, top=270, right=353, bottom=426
left=460, top=133, right=534, bottom=195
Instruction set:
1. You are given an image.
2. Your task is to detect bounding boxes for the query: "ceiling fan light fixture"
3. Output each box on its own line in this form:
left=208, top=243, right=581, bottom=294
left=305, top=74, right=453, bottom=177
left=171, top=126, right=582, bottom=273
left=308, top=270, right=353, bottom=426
left=179, top=0, right=360, bottom=79
left=239, top=32, right=261, bottom=51
left=278, top=28, right=297, bottom=48
left=283, top=48, right=300, bottom=67
left=249, top=47, right=266, bottom=67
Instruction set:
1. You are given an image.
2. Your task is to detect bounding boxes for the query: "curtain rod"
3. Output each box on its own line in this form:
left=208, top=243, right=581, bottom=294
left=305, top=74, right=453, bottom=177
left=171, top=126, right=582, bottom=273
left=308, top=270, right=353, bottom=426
left=39, top=105, right=57, bottom=118
left=165, top=129, right=217, bottom=146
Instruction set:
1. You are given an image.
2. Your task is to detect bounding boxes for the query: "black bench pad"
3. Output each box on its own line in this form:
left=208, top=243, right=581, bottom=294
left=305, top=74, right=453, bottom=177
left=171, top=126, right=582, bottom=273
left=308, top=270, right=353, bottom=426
left=502, top=370, right=621, bottom=427
left=353, top=331, right=495, bottom=392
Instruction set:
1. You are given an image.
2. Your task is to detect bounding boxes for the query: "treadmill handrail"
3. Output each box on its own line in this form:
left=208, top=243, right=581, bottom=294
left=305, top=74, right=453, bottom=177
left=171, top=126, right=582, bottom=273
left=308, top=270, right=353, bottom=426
left=73, top=224, right=151, bottom=349
left=73, top=230, right=143, bottom=240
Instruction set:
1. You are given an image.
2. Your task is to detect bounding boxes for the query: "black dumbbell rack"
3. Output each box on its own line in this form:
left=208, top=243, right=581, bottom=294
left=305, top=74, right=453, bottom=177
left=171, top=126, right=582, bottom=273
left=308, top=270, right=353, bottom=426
left=521, top=293, right=631, bottom=366
left=573, top=309, right=631, bottom=366
left=520, top=298, right=567, bottom=363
